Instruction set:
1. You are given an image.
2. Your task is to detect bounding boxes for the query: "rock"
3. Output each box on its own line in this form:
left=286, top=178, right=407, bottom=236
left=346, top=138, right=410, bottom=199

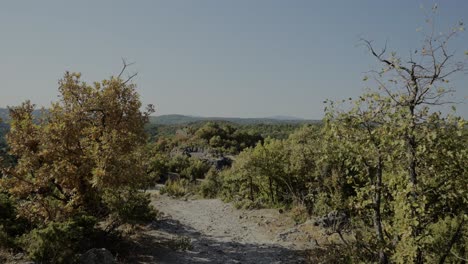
left=314, top=210, right=349, bottom=231
left=78, top=248, right=116, bottom=264
left=13, top=253, right=25, bottom=260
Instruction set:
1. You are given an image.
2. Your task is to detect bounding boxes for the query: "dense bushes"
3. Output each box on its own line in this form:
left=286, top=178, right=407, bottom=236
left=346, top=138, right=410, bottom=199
left=220, top=125, right=321, bottom=209
left=195, top=122, right=263, bottom=154
left=211, top=112, right=467, bottom=262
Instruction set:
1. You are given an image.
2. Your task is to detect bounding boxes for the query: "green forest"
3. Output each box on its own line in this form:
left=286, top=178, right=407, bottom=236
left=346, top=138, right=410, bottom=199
left=1, top=13, right=467, bottom=264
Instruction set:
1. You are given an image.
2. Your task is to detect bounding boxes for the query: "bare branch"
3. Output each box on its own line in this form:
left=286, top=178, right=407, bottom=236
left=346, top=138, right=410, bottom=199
left=361, top=38, right=412, bottom=76
left=117, top=58, right=136, bottom=79
left=122, top=72, right=138, bottom=84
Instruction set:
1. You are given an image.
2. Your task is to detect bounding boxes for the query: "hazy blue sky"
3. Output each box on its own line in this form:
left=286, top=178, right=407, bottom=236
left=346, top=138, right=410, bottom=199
left=1, top=1, right=467, bottom=119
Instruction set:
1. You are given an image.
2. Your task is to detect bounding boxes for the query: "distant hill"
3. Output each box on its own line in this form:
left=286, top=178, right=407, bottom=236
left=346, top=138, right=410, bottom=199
left=149, top=114, right=320, bottom=125
left=1, top=109, right=320, bottom=126
left=0, top=108, right=45, bottom=122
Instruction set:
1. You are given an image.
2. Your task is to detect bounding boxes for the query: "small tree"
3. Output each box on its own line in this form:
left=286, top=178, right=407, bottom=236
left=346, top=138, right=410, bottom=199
left=1, top=64, right=155, bottom=228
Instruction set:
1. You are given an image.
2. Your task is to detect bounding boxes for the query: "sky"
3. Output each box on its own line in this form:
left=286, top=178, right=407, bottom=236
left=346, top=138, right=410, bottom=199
left=0, top=1, right=467, bottom=119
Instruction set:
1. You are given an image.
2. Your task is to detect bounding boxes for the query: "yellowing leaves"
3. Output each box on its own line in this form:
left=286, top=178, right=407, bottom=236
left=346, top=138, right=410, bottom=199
left=2, top=71, right=152, bottom=224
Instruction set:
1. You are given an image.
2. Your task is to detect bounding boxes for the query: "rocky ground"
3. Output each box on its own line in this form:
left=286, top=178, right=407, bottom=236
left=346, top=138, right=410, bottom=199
left=125, top=191, right=326, bottom=264
left=2, top=190, right=328, bottom=264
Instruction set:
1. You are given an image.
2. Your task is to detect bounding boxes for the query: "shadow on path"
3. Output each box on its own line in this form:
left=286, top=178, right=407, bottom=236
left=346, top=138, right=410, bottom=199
left=125, top=217, right=306, bottom=264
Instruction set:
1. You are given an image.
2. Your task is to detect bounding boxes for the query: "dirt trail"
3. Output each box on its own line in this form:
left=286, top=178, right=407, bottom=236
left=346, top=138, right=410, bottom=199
left=128, top=192, right=310, bottom=264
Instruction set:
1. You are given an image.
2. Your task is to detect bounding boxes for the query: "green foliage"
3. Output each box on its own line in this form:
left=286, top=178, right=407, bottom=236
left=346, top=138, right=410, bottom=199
left=194, top=122, right=262, bottom=154
left=181, top=158, right=211, bottom=181
left=21, top=215, right=97, bottom=264
left=199, top=169, right=223, bottom=198
left=322, top=93, right=468, bottom=262
left=306, top=243, right=375, bottom=264
left=221, top=125, right=322, bottom=210
left=145, top=121, right=305, bottom=152
left=103, top=188, right=157, bottom=229
left=0, top=193, right=29, bottom=249
left=160, top=179, right=191, bottom=198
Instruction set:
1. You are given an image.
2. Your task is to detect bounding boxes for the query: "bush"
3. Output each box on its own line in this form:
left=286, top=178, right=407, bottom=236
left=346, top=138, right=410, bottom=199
left=181, top=158, right=211, bottom=181
left=22, top=215, right=97, bottom=264
left=290, top=203, right=308, bottom=224
left=160, top=179, right=190, bottom=197
left=0, top=193, right=30, bottom=249
left=199, top=169, right=223, bottom=198
left=103, top=188, right=157, bottom=230
left=0, top=226, right=12, bottom=249
left=306, top=243, right=369, bottom=264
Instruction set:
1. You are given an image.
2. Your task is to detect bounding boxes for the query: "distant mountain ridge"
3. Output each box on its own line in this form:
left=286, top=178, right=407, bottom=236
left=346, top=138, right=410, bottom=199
left=149, top=114, right=320, bottom=125
left=1, top=109, right=320, bottom=125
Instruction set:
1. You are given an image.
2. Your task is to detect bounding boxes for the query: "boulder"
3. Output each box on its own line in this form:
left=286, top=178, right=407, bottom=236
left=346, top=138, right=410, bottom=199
left=78, top=248, right=116, bottom=264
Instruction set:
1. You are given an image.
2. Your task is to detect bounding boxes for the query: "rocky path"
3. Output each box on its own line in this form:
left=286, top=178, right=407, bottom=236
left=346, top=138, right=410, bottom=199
left=128, top=192, right=309, bottom=264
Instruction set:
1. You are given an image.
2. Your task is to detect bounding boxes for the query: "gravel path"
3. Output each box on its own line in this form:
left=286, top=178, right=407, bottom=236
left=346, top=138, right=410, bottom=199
left=128, top=192, right=307, bottom=264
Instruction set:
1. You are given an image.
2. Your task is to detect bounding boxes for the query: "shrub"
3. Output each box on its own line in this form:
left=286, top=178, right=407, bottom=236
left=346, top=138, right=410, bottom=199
left=160, top=179, right=190, bottom=197
left=306, top=243, right=373, bottom=264
left=290, top=203, right=308, bottom=224
left=181, top=158, right=211, bottom=181
left=0, top=226, right=12, bottom=249
left=199, top=169, right=223, bottom=198
left=103, top=188, right=157, bottom=231
left=0, top=193, right=30, bottom=249
left=22, top=215, right=97, bottom=264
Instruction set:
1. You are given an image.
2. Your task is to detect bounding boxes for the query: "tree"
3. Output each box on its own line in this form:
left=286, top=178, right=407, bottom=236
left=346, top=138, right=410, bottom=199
left=0, top=67, right=155, bottom=228
left=322, top=8, right=467, bottom=263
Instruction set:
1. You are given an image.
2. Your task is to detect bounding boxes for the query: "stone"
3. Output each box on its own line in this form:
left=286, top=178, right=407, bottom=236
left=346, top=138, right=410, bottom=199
left=314, top=210, right=349, bottom=231
left=78, top=248, right=116, bottom=264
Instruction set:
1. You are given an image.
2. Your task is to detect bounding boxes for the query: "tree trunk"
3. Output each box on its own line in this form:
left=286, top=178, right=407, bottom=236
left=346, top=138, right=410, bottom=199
left=369, top=158, right=388, bottom=264
left=407, top=105, right=423, bottom=264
